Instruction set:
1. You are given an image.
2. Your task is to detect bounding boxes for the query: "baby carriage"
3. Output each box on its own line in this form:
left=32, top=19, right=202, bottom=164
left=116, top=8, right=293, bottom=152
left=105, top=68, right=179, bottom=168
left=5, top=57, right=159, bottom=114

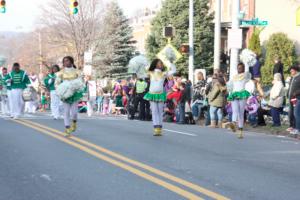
left=164, top=99, right=176, bottom=122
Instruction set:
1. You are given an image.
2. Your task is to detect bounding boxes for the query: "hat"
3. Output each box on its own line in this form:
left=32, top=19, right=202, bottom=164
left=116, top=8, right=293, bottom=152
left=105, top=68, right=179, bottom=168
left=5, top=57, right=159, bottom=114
left=289, top=65, right=299, bottom=72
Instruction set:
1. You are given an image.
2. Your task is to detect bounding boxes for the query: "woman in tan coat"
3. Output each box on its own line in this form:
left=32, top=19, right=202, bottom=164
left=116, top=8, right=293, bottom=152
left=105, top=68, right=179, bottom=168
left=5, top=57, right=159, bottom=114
left=208, top=75, right=227, bottom=128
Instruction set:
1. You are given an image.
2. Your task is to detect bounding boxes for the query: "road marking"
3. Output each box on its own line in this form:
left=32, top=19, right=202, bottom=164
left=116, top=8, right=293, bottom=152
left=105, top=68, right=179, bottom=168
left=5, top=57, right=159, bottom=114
left=14, top=119, right=204, bottom=200
left=20, top=119, right=230, bottom=200
left=164, top=129, right=198, bottom=137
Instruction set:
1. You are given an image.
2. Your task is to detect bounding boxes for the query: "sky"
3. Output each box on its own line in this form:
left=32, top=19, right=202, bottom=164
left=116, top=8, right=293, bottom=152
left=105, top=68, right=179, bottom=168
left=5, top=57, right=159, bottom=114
left=0, top=0, right=162, bottom=32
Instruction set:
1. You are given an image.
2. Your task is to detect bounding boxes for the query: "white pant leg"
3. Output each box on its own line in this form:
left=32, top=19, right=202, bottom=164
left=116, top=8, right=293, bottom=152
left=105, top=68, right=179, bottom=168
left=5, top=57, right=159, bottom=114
left=11, top=89, right=24, bottom=117
left=3, top=96, right=9, bottom=115
left=87, top=100, right=94, bottom=117
left=0, top=97, right=2, bottom=113
left=7, top=90, right=12, bottom=116
left=50, top=90, right=60, bottom=118
left=231, top=100, right=239, bottom=123
left=70, top=101, right=78, bottom=121
left=63, top=103, right=71, bottom=127
left=158, top=102, right=164, bottom=127
left=24, top=101, right=29, bottom=113
left=238, top=100, right=246, bottom=128
left=151, top=101, right=159, bottom=127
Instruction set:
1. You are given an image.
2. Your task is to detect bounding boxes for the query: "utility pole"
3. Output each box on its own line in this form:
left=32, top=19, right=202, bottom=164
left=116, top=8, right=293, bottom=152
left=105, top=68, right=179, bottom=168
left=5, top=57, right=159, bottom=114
left=229, top=0, right=241, bottom=79
left=38, top=32, right=42, bottom=75
left=188, top=0, right=194, bottom=83
left=213, top=0, right=221, bottom=72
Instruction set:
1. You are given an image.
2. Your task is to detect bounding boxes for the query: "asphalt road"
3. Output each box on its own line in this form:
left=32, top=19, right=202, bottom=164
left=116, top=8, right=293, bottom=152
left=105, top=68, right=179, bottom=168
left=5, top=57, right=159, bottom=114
left=1, top=113, right=300, bottom=200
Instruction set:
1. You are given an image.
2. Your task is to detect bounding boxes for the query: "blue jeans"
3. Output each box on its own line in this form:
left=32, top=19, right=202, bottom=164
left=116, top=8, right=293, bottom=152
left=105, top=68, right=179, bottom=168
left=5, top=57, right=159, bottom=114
left=271, top=107, right=281, bottom=126
left=192, top=102, right=203, bottom=120
left=178, top=102, right=185, bottom=123
left=209, top=106, right=223, bottom=122
left=248, top=113, right=257, bottom=126
left=295, top=97, right=300, bottom=131
left=205, top=106, right=211, bottom=126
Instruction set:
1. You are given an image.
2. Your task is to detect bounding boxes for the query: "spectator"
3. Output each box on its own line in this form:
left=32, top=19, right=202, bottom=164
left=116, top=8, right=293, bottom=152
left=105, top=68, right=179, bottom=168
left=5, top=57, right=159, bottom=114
left=246, top=96, right=259, bottom=127
left=288, top=65, right=300, bottom=135
left=273, top=56, right=285, bottom=86
left=130, top=78, right=148, bottom=120
left=191, top=72, right=206, bottom=124
left=268, top=73, right=285, bottom=127
left=164, top=76, right=175, bottom=93
left=251, top=58, right=264, bottom=97
left=177, top=82, right=187, bottom=124
left=208, top=74, right=227, bottom=128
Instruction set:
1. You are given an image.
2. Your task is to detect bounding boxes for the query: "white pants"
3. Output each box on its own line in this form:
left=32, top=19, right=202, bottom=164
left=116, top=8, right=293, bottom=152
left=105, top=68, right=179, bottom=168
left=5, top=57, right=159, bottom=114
left=0, top=95, right=9, bottom=115
left=50, top=90, right=61, bottom=119
left=11, top=89, right=24, bottom=118
left=63, top=101, right=78, bottom=127
left=7, top=90, right=12, bottom=116
left=87, top=100, right=94, bottom=117
left=25, top=101, right=37, bottom=113
left=150, top=101, right=164, bottom=128
left=232, top=99, right=247, bottom=128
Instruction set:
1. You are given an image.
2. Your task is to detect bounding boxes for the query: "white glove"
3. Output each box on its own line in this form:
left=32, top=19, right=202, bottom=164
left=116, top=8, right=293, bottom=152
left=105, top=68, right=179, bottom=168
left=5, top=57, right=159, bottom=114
left=48, top=78, right=53, bottom=85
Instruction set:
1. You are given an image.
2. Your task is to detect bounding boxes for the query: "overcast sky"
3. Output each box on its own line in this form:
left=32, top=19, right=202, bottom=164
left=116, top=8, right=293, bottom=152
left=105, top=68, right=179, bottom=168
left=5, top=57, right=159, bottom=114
left=0, top=0, right=162, bottom=32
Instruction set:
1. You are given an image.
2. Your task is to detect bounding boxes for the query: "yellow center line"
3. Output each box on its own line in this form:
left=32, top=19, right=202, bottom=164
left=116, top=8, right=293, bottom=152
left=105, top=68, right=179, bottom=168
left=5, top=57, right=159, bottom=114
left=20, top=119, right=230, bottom=200
left=13, top=119, right=203, bottom=200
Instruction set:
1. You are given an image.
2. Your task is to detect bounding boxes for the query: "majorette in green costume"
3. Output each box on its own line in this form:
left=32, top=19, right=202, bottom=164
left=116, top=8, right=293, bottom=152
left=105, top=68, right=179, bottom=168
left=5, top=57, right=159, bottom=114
left=144, top=64, right=176, bottom=102
left=55, top=67, right=84, bottom=104
left=227, top=72, right=251, bottom=101
left=44, top=73, right=56, bottom=91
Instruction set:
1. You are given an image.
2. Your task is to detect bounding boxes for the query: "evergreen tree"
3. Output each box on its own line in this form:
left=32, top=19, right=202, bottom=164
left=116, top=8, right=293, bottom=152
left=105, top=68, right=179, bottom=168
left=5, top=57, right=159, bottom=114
left=146, top=0, right=214, bottom=76
left=248, top=28, right=262, bottom=57
left=261, top=33, right=297, bottom=84
left=94, top=1, right=136, bottom=77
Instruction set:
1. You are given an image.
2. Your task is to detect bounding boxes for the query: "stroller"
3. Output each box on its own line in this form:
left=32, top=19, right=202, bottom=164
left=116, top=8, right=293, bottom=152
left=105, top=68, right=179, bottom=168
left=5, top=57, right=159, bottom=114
left=164, top=99, right=176, bottom=122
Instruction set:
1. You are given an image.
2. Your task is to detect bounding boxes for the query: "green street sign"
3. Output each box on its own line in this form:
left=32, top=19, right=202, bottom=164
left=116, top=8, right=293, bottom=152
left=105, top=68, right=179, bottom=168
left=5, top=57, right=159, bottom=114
left=297, top=7, right=300, bottom=26
left=241, top=18, right=268, bottom=26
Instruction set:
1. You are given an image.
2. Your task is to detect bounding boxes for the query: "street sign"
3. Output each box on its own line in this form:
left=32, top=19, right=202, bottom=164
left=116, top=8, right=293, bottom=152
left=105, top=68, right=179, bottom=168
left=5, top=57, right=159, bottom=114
left=297, top=7, right=300, bottom=26
left=157, top=44, right=182, bottom=70
left=84, top=50, right=93, bottom=64
left=240, top=18, right=268, bottom=26
left=83, top=64, right=92, bottom=76
left=228, top=29, right=243, bottom=49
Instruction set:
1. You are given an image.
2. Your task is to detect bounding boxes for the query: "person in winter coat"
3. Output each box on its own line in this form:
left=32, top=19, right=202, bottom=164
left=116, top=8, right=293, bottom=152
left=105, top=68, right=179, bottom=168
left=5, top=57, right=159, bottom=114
left=208, top=75, right=227, bottom=128
left=273, top=56, right=285, bottom=86
left=191, top=71, right=206, bottom=123
left=287, top=65, right=300, bottom=135
left=246, top=96, right=259, bottom=127
left=268, top=73, right=285, bottom=127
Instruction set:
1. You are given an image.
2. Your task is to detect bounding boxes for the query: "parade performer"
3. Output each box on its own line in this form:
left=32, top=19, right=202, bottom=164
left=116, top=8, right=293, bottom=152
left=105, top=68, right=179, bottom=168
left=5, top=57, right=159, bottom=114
left=24, top=72, right=39, bottom=114
left=0, top=67, right=10, bottom=115
left=7, top=63, right=30, bottom=119
left=227, top=63, right=251, bottom=139
left=44, top=65, right=61, bottom=119
left=144, top=59, right=176, bottom=136
left=55, top=56, right=84, bottom=137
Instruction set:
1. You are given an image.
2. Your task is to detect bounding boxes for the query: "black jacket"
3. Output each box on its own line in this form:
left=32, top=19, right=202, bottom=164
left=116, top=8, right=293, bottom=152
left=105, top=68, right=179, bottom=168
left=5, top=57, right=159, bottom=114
left=288, top=73, right=300, bottom=99
left=273, top=62, right=285, bottom=86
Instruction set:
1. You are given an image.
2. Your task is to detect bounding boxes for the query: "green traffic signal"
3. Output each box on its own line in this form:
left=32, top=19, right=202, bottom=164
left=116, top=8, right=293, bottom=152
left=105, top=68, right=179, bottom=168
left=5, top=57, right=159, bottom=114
left=0, top=7, right=5, bottom=13
left=73, top=7, right=78, bottom=14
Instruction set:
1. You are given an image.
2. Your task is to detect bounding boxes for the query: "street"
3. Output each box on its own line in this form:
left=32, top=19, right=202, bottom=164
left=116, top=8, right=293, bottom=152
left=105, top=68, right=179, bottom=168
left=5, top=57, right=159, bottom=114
left=1, top=113, right=300, bottom=200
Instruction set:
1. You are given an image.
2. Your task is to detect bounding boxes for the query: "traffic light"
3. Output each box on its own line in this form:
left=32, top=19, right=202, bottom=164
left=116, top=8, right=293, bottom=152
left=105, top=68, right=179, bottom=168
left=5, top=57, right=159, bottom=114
left=0, top=0, right=6, bottom=14
left=70, top=0, right=79, bottom=15
left=180, top=44, right=189, bottom=54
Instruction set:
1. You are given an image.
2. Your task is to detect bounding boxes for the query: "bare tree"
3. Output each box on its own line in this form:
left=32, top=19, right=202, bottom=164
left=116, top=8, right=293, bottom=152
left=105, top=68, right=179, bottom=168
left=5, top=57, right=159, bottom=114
left=39, top=0, right=104, bottom=69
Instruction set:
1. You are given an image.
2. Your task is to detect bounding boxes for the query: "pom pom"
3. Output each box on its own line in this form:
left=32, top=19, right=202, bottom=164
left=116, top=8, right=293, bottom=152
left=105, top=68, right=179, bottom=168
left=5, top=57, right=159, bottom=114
left=56, top=78, right=85, bottom=101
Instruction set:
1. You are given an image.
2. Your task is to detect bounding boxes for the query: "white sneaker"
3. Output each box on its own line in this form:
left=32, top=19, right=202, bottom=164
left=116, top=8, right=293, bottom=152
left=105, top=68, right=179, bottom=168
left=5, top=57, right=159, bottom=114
left=290, top=130, right=299, bottom=135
